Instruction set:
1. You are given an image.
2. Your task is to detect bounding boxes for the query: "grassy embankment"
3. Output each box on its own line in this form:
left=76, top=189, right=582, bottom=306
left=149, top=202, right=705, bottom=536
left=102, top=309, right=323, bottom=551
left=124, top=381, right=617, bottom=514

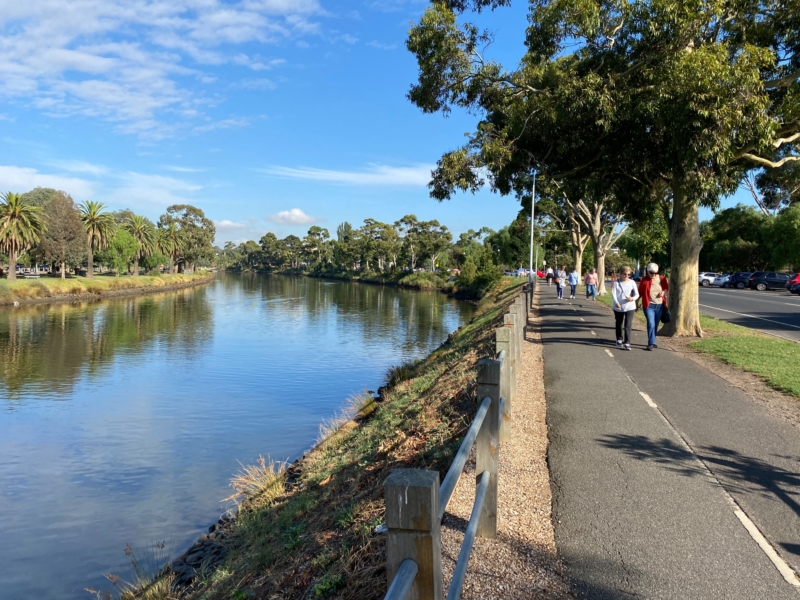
left=594, top=289, right=800, bottom=397
left=0, top=272, right=214, bottom=305
left=118, top=277, right=524, bottom=600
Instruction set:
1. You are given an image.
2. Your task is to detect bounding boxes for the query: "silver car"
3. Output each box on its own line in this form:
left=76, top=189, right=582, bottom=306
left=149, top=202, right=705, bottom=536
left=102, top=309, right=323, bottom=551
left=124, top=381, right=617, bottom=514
left=712, top=274, right=730, bottom=287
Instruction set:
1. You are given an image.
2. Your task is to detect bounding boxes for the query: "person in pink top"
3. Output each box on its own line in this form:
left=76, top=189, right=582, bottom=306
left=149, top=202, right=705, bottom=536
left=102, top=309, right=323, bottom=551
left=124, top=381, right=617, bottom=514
left=584, top=268, right=598, bottom=300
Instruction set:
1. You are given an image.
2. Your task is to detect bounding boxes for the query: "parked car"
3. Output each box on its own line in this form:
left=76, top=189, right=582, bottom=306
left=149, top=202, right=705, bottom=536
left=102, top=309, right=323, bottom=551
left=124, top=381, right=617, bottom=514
left=712, top=274, right=731, bottom=287
left=786, top=273, right=800, bottom=290
left=725, top=272, right=753, bottom=289
left=698, top=272, right=719, bottom=286
left=748, top=271, right=790, bottom=291
left=790, top=282, right=800, bottom=295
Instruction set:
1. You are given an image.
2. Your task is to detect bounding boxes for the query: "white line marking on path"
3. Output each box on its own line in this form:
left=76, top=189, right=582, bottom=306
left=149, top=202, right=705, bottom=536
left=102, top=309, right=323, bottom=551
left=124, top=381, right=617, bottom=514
left=699, top=304, right=800, bottom=330
left=604, top=349, right=614, bottom=358
left=590, top=330, right=598, bottom=336
left=627, top=376, right=800, bottom=587
left=639, top=391, right=658, bottom=408
left=733, top=508, right=800, bottom=587
left=579, top=318, right=585, bottom=322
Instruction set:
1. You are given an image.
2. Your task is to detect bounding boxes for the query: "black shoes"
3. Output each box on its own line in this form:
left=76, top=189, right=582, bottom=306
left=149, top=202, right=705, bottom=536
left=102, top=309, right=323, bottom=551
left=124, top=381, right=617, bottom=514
left=646, top=345, right=654, bottom=351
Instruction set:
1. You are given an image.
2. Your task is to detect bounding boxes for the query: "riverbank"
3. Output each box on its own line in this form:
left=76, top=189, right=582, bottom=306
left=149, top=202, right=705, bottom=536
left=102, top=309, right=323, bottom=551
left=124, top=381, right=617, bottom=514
left=111, top=277, right=528, bottom=599
left=235, top=266, right=503, bottom=300
left=0, top=272, right=215, bottom=306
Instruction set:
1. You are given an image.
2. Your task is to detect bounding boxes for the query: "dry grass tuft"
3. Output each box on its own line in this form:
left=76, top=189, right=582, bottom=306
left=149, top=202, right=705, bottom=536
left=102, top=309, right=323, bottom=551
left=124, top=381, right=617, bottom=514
left=86, top=542, right=177, bottom=600
left=224, top=455, right=287, bottom=506
left=384, top=359, right=420, bottom=388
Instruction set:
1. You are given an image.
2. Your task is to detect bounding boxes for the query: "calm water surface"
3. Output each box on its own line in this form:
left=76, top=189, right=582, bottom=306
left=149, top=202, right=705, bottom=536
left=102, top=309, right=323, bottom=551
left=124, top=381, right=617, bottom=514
left=0, top=273, right=474, bottom=599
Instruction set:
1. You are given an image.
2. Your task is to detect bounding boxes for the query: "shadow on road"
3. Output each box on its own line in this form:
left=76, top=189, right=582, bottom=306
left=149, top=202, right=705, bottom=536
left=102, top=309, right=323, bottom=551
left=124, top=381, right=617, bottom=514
left=597, top=433, right=800, bottom=559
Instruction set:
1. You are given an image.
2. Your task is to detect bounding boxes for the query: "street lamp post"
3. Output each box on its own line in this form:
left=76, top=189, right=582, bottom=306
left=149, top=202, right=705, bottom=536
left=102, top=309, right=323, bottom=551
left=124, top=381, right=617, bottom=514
left=528, top=171, right=536, bottom=285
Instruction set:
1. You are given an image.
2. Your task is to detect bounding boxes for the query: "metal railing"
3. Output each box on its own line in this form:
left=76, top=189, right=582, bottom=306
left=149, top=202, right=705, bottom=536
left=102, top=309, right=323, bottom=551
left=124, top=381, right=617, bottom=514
left=382, top=288, right=527, bottom=600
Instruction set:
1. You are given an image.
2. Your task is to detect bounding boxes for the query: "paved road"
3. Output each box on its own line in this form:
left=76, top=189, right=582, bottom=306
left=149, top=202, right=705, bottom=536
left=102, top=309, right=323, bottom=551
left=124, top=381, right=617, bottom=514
left=541, top=293, right=800, bottom=599
left=698, top=286, right=800, bottom=342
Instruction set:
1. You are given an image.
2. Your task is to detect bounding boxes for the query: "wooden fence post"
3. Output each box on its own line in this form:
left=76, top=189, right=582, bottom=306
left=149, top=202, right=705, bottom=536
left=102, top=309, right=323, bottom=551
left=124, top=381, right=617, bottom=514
left=495, top=328, right=513, bottom=442
left=385, top=469, right=443, bottom=600
left=504, top=311, right=519, bottom=372
left=476, top=357, right=501, bottom=539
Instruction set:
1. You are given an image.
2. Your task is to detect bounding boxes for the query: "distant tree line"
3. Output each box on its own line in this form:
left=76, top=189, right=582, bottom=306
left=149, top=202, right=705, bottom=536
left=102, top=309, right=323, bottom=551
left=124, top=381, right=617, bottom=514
left=0, top=188, right=215, bottom=281
left=213, top=214, right=529, bottom=293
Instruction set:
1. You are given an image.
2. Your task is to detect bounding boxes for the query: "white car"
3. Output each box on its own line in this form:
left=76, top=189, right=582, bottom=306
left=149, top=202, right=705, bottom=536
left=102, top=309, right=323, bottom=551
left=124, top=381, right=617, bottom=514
left=712, top=274, right=730, bottom=287
left=699, top=272, right=718, bottom=286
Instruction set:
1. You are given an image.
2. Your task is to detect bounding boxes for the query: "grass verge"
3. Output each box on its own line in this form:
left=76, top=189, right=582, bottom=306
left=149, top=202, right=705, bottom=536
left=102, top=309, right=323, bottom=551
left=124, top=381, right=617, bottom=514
left=0, top=272, right=213, bottom=304
left=138, top=276, right=524, bottom=600
left=690, top=316, right=800, bottom=397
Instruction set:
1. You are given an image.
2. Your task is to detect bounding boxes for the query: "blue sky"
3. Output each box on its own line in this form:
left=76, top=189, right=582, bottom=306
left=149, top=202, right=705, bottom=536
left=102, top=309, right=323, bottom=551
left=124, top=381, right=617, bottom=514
left=0, top=0, right=752, bottom=245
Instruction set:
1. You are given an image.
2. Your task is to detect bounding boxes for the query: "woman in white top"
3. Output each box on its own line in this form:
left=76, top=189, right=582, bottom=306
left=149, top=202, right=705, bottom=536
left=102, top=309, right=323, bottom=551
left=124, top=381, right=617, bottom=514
left=612, top=266, right=639, bottom=350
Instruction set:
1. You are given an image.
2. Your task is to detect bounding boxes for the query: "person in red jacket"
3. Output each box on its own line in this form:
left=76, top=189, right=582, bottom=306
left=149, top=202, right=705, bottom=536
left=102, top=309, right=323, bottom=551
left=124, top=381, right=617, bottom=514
left=637, top=263, right=669, bottom=350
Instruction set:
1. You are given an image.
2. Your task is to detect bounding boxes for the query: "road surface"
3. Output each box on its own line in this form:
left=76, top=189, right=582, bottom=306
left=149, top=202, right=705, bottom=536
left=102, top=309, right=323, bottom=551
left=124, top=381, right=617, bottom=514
left=697, top=286, right=800, bottom=342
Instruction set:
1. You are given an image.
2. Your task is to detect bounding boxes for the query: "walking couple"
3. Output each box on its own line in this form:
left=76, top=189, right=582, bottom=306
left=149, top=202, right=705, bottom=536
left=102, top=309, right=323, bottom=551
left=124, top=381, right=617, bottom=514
left=612, top=264, right=669, bottom=351
left=554, top=265, right=580, bottom=300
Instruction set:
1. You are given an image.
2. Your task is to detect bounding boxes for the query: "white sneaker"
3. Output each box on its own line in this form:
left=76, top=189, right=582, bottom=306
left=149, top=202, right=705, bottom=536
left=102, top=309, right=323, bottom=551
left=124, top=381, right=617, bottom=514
left=625, top=344, right=632, bottom=351
left=616, top=340, right=623, bottom=348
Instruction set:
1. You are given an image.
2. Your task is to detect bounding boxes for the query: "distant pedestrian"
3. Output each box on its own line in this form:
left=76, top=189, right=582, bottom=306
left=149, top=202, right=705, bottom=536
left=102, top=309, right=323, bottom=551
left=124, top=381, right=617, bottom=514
left=556, top=265, right=567, bottom=299
left=568, top=267, right=579, bottom=299
left=585, top=268, right=598, bottom=300
left=637, top=263, right=669, bottom=351
left=612, top=266, right=639, bottom=350
left=546, top=266, right=554, bottom=286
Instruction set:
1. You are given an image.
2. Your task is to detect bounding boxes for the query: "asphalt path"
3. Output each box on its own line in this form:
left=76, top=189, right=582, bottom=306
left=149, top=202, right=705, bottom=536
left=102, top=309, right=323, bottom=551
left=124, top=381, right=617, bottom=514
left=541, top=291, right=800, bottom=599
left=697, top=286, right=800, bottom=342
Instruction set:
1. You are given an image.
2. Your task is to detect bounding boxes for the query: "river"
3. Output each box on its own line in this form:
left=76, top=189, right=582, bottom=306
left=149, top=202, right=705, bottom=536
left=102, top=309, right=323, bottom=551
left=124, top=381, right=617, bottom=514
left=0, top=273, right=474, bottom=599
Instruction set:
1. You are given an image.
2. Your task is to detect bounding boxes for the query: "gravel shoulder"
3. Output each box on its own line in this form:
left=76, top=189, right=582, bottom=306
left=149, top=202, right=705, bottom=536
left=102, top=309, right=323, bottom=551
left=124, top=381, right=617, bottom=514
left=439, top=290, right=573, bottom=599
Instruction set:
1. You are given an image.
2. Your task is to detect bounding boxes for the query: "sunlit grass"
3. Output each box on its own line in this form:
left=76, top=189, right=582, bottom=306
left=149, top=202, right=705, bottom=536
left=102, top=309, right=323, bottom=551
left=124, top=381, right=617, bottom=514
left=0, top=272, right=213, bottom=302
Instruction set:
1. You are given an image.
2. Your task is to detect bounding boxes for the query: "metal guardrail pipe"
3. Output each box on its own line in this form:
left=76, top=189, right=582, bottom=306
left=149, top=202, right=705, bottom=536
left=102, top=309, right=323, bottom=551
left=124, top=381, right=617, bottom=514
left=438, top=397, right=492, bottom=523
left=385, top=559, right=418, bottom=600
left=445, top=470, right=491, bottom=600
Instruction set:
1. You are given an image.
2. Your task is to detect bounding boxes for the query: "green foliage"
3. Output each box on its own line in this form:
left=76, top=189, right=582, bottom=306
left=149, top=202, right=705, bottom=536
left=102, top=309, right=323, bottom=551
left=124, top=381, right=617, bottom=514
left=0, top=191, right=47, bottom=279
left=102, top=229, right=139, bottom=276
left=699, top=204, right=771, bottom=271
left=158, top=204, right=215, bottom=270
left=767, top=204, right=800, bottom=270
left=37, top=191, right=86, bottom=270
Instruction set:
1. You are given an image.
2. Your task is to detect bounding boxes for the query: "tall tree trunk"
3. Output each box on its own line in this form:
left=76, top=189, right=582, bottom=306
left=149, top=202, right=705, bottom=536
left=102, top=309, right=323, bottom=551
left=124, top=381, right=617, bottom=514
left=87, top=235, right=94, bottom=278
left=595, top=251, right=607, bottom=294
left=133, top=255, right=139, bottom=277
left=662, top=182, right=703, bottom=337
left=8, top=248, right=17, bottom=281
left=61, top=261, right=66, bottom=279
left=572, top=245, right=584, bottom=279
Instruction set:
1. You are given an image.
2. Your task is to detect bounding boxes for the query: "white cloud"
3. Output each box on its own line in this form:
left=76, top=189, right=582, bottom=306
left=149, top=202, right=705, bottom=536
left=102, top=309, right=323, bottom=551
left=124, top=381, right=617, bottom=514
left=163, top=166, right=205, bottom=173
left=260, top=163, right=434, bottom=186
left=46, top=160, right=108, bottom=175
left=0, top=1, right=323, bottom=136
left=266, top=208, right=318, bottom=225
left=192, top=117, right=251, bottom=133
left=214, top=219, right=248, bottom=232
left=237, top=78, right=277, bottom=90
left=0, top=165, right=95, bottom=197
left=366, top=40, right=398, bottom=50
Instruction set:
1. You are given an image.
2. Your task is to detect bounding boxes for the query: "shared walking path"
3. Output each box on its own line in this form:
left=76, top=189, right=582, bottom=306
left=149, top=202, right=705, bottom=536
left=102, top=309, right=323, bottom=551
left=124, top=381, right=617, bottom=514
left=540, top=291, right=800, bottom=599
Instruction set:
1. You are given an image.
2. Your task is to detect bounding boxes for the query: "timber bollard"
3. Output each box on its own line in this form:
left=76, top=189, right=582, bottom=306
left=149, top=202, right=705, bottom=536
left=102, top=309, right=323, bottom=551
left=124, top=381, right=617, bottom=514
left=385, top=470, right=443, bottom=600
left=476, top=357, right=501, bottom=539
left=495, top=328, right=513, bottom=443
left=504, top=312, right=520, bottom=368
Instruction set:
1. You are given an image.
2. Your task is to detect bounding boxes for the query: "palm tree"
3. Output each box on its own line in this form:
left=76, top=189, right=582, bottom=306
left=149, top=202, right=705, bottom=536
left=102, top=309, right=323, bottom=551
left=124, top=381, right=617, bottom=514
left=79, top=201, right=116, bottom=278
left=0, top=192, right=46, bottom=281
left=123, top=214, right=155, bottom=277
left=161, top=222, right=185, bottom=273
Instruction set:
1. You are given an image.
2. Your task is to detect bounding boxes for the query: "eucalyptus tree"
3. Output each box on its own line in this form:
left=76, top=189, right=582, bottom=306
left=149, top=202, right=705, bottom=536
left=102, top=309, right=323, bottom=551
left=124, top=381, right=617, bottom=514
left=123, top=215, right=156, bottom=277
left=80, top=201, right=116, bottom=278
left=407, top=0, right=800, bottom=336
left=39, top=192, right=86, bottom=278
left=0, top=192, right=46, bottom=281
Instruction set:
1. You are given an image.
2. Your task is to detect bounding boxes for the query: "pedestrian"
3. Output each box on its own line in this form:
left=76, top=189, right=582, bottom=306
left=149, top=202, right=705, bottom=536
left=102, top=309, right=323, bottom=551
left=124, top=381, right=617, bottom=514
left=585, top=268, right=598, bottom=300
left=556, top=264, right=567, bottom=299
left=637, top=262, right=669, bottom=351
left=612, top=266, right=639, bottom=350
left=568, top=266, right=579, bottom=299
left=546, top=266, right=554, bottom=286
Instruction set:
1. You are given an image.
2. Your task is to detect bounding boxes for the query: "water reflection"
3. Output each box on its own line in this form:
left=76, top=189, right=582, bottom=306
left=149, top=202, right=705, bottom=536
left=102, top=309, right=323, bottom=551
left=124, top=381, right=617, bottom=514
left=0, top=288, right=213, bottom=401
left=0, top=274, right=472, bottom=599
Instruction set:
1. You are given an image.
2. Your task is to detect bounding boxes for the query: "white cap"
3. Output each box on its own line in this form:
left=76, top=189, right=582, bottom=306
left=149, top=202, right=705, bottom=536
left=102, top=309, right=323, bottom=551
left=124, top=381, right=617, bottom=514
left=647, top=263, right=659, bottom=273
